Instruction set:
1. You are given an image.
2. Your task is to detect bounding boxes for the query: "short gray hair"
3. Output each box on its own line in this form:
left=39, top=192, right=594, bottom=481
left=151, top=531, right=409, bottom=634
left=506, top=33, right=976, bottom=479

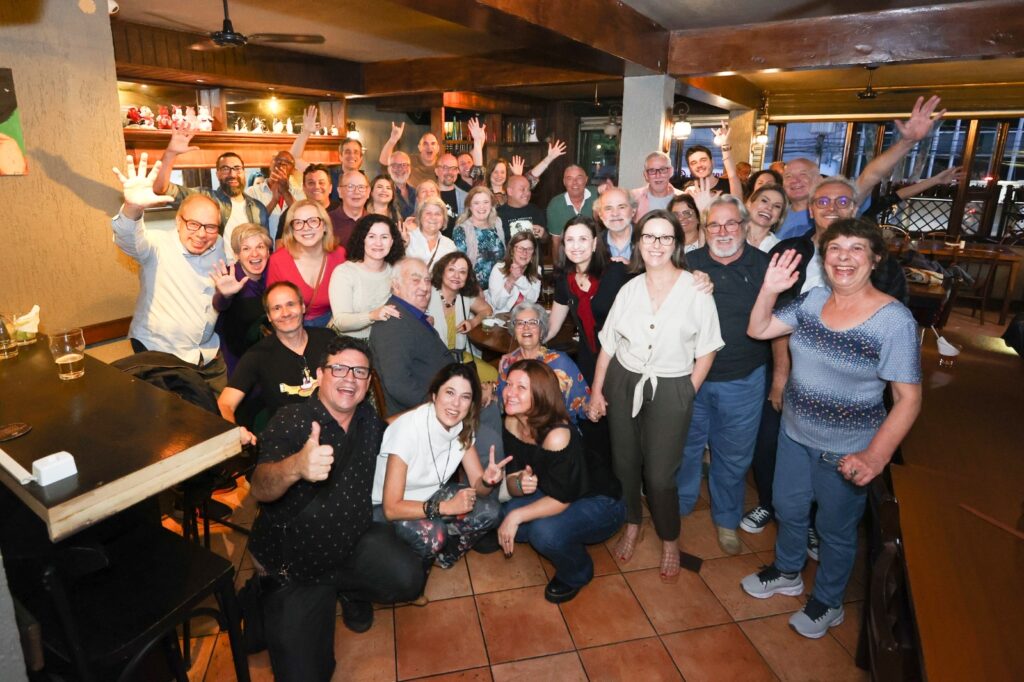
left=391, top=256, right=428, bottom=287
left=508, top=301, right=549, bottom=340
left=703, top=194, right=750, bottom=229
left=811, top=175, right=858, bottom=203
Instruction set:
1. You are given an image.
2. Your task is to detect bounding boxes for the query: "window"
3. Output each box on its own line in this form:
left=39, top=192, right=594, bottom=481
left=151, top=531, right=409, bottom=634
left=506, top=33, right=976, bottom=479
left=780, top=122, right=846, bottom=175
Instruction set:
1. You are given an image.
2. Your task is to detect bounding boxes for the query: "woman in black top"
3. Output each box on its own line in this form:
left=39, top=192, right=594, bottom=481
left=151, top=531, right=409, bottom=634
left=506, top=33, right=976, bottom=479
left=545, top=216, right=632, bottom=384
left=499, top=359, right=624, bottom=604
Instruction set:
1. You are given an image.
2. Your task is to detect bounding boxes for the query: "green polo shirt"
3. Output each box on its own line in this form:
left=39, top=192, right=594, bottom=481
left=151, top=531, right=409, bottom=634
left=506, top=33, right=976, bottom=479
left=546, top=190, right=595, bottom=236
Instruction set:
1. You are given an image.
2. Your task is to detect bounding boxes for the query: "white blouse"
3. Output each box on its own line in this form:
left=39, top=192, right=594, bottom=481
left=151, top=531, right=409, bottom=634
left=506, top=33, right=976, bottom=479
left=371, top=403, right=471, bottom=505
left=598, top=270, right=724, bottom=416
left=406, top=229, right=458, bottom=271
left=486, top=263, right=541, bottom=314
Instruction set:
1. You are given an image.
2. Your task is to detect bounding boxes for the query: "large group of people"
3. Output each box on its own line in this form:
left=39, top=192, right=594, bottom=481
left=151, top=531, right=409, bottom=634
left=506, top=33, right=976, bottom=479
left=108, top=99, right=941, bottom=680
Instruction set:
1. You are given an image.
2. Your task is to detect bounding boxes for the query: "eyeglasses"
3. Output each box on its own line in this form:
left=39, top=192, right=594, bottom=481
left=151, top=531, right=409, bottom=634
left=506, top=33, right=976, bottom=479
left=344, top=184, right=369, bottom=192
left=438, top=165, right=459, bottom=172
left=389, top=163, right=410, bottom=170
left=324, top=363, right=371, bottom=380
left=706, top=219, right=743, bottom=233
left=217, top=165, right=244, bottom=174
left=813, top=195, right=854, bottom=209
left=640, top=233, right=676, bottom=246
left=673, top=209, right=697, bottom=220
left=513, top=245, right=535, bottom=254
left=272, top=158, right=294, bottom=168
left=182, top=218, right=220, bottom=235
left=512, top=318, right=541, bottom=328
left=291, top=217, right=323, bottom=230
left=645, top=167, right=672, bottom=177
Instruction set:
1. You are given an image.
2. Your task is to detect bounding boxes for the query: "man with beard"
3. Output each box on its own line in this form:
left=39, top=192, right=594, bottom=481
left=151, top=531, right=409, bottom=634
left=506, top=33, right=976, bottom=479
left=378, top=122, right=442, bottom=188
left=675, top=196, right=779, bottom=555
left=595, top=186, right=637, bottom=263
left=153, top=123, right=268, bottom=260
left=434, top=153, right=467, bottom=235
left=388, top=151, right=417, bottom=219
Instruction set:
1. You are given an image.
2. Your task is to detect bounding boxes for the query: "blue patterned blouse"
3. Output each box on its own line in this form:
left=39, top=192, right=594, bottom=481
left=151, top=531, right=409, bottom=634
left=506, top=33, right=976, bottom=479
left=452, top=224, right=506, bottom=285
left=497, top=347, right=590, bottom=424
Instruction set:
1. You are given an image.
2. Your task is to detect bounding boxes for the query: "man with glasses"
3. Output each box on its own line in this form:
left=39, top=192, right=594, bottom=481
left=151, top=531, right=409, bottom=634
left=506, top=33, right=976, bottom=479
left=152, top=123, right=269, bottom=260
left=631, top=151, right=684, bottom=218
left=676, top=196, right=779, bottom=555
left=435, top=152, right=467, bottom=234
left=378, top=121, right=443, bottom=188
left=111, top=153, right=229, bottom=391
left=332, top=170, right=370, bottom=250
left=388, top=151, right=417, bottom=219
left=217, top=281, right=337, bottom=437
left=249, top=334, right=426, bottom=682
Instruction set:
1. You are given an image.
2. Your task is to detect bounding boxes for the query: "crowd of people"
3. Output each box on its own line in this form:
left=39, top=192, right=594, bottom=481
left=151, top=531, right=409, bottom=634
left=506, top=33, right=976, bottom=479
left=108, top=99, right=940, bottom=680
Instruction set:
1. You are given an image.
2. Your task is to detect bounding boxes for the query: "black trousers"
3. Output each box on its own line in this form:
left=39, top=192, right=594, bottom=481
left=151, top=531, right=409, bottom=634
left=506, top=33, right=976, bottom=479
left=262, top=522, right=426, bottom=682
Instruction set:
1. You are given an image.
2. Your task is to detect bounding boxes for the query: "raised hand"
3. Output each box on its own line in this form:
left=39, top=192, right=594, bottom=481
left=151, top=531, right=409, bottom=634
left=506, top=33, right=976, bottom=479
left=509, top=155, right=526, bottom=176
left=712, top=120, right=730, bottom=146
left=763, top=250, right=802, bottom=294
left=296, top=421, right=334, bottom=482
left=467, top=117, right=487, bottom=145
left=482, top=445, right=513, bottom=486
left=113, top=153, right=175, bottom=211
left=388, top=120, right=405, bottom=143
left=302, top=105, right=318, bottom=133
left=166, top=121, right=200, bottom=156
left=894, top=96, right=945, bottom=143
left=545, top=139, right=567, bottom=161
left=211, top=259, right=245, bottom=297
left=518, top=465, right=538, bottom=495
left=442, top=487, right=478, bottom=516
left=691, top=176, right=715, bottom=213
left=933, top=165, right=964, bottom=184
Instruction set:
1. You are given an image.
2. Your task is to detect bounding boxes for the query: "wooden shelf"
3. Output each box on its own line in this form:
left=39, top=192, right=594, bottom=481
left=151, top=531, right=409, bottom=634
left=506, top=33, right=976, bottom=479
left=122, top=128, right=343, bottom=168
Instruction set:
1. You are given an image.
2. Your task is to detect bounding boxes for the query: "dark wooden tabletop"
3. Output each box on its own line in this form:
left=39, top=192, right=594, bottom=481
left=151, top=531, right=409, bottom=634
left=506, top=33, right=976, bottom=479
left=468, top=313, right=579, bottom=358
left=0, top=340, right=240, bottom=541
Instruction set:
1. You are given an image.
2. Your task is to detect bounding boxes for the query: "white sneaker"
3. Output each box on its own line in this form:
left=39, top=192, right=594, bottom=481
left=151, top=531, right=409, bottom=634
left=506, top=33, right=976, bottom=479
left=789, top=598, right=844, bottom=639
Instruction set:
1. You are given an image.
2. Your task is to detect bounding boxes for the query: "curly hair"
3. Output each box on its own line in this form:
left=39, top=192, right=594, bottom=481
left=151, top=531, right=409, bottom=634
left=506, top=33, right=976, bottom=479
left=345, top=214, right=405, bottom=265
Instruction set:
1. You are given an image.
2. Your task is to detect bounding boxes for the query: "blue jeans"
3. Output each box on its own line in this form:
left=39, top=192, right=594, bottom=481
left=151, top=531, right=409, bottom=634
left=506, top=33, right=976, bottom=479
left=502, top=493, right=625, bottom=588
left=772, top=426, right=867, bottom=608
left=677, top=366, right=765, bottom=528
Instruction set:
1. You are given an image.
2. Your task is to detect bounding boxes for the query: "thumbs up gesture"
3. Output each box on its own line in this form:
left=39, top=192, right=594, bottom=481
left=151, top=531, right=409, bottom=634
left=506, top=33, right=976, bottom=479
left=518, top=464, right=538, bottom=495
left=296, top=421, right=334, bottom=482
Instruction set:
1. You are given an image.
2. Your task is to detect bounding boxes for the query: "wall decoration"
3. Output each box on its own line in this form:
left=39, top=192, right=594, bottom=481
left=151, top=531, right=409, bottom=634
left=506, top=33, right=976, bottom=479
left=0, top=68, right=28, bottom=176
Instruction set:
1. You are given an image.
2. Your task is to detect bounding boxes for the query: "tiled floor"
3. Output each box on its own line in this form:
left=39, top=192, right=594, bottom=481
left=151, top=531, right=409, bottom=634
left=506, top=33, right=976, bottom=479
left=179, top=477, right=870, bottom=682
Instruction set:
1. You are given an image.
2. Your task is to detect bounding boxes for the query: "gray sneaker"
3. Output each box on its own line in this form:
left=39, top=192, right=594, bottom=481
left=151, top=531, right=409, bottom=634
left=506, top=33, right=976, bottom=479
left=789, top=598, right=844, bottom=639
left=806, top=526, right=820, bottom=561
left=741, top=565, right=804, bottom=599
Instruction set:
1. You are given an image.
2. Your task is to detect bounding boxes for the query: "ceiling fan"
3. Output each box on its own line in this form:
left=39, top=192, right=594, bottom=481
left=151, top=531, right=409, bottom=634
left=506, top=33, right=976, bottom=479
left=857, top=66, right=880, bottom=100
left=147, top=0, right=325, bottom=51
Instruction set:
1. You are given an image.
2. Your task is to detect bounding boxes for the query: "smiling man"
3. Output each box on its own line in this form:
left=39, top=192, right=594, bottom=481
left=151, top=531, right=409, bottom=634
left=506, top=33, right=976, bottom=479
left=676, top=195, right=778, bottom=556
left=546, top=165, right=594, bottom=256
left=596, top=186, right=637, bottom=262
left=248, top=334, right=426, bottom=682
left=217, top=281, right=338, bottom=433
left=631, top=151, right=684, bottom=217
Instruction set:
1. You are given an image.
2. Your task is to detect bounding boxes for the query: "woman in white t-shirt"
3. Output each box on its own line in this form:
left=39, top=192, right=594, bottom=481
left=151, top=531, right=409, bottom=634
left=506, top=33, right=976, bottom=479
left=589, top=209, right=723, bottom=584
left=371, top=364, right=510, bottom=568
left=486, top=231, right=541, bottom=313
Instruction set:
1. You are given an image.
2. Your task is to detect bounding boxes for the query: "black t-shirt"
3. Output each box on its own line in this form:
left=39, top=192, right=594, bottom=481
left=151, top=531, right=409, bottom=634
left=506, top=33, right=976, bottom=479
left=685, top=246, right=770, bottom=381
left=502, top=423, right=620, bottom=502
left=228, top=327, right=337, bottom=421
left=248, top=397, right=383, bottom=581
left=440, top=188, right=460, bottom=235
left=497, top=203, right=545, bottom=242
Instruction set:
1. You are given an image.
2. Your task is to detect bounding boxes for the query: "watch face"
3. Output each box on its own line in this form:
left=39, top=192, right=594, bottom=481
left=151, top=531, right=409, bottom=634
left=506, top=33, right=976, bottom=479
left=0, top=422, right=31, bottom=442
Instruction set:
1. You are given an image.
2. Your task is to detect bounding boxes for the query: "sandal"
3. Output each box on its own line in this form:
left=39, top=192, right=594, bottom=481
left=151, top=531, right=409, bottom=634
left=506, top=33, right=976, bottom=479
left=613, top=523, right=644, bottom=563
left=659, top=541, right=680, bottom=584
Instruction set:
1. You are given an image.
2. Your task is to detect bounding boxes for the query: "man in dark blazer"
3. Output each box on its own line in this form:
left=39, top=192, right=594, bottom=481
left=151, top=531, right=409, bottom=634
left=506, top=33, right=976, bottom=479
left=369, top=257, right=453, bottom=416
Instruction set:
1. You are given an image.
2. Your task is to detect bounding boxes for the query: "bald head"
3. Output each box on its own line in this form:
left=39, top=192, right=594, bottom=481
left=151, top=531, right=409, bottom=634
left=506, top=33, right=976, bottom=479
left=435, top=153, right=458, bottom=189
left=339, top=170, right=369, bottom=211
left=507, top=174, right=532, bottom=207
left=783, top=158, right=822, bottom=206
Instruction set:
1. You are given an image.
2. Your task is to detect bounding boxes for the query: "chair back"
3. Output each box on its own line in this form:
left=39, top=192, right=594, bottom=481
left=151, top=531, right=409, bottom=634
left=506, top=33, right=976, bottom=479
left=881, top=224, right=910, bottom=257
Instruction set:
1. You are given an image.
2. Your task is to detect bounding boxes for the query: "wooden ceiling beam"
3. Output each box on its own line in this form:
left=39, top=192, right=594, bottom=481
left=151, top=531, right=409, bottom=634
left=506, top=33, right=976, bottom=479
left=384, top=0, right=668, bottom=74
left=679, top=76, right=763, bottom=111
left=111, top=20, right=361, bottom=97
left=668, top=0, right=1024, bottom=76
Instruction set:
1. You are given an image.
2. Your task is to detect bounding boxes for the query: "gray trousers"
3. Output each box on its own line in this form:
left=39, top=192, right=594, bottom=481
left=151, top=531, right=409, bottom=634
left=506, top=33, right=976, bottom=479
left=605, top=357, right=695, bottom=541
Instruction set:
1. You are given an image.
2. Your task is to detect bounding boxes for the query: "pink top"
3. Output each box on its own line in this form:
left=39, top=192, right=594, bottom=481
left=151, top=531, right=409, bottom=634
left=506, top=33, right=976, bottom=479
left=267, top=247, right=347, bottom=321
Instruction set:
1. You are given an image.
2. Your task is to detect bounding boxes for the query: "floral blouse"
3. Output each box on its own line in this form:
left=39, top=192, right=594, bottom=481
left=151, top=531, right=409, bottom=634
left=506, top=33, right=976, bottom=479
left=497, top=347, right=590, bottom=423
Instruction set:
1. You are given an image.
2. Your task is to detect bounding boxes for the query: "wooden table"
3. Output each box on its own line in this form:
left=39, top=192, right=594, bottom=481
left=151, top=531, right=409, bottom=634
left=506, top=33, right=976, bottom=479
left=0, top=340, right=240, bottom=542
left=895, top=239, right=1021, bottom=324
left=892, top=329, right=1023, bottom=681
left=468, top=313, right=579, bottom=358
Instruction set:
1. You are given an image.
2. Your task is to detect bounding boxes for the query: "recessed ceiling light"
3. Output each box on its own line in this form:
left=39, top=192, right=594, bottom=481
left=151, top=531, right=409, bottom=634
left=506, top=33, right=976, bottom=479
left=196, top=79, right=205, bottom=83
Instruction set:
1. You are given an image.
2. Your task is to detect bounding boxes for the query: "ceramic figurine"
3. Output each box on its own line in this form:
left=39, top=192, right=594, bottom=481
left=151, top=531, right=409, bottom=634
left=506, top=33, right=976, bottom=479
left=272, top=118, right=284, bottom=134
left=286, top=117, right=294, bottom=134
left=156, top=105, right=172, bottom=130
left=171, top=105, right=185, bottom=126
left=251, top=117, right=266, bottom=133
left=126, top=106, right=142, bottom=127
left=330, top=124, right=339, bottom=136
left=527, top=118, right=539, bottom=143
left=184, top=106, right=198, bottom=128
left=139, top=106, right=156, bottom=129
left=236, top=117, right=249, bottom=133
left=196, top=105, right=214, bottom=131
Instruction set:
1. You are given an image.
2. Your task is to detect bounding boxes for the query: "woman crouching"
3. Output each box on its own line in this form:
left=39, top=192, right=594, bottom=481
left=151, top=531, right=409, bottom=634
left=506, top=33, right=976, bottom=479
left=499, top=359, right=624, bottom=603
left=372, top=363, right=510, bottom=569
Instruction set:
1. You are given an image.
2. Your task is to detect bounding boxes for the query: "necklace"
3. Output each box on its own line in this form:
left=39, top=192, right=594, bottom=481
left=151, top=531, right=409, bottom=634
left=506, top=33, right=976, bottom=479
left=442, top=292, right=457, bottom=309
left=426, top=408, right=454, bottom=488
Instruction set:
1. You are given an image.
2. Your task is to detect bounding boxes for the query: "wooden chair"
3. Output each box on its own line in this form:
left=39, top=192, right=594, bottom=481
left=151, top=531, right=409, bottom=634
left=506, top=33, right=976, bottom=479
left=880, top=224, right=910, bottom=257
left=952, top=248, right=1002, bottom=325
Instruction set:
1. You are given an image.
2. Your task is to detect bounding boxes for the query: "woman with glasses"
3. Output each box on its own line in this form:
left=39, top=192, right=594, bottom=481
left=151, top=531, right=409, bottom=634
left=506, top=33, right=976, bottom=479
left=366, top=174, right=403, bottom=226
left=453, top=186, right=507, bottom=285
left=486, top=232, right=541, bottom=314
left=498, top=302, right=589, bottom=425
left=669, top=194, right=703, bottom=254
left=267, top=199, right=346, bottom=327
left=588, top=209, right=723, bottom=583
left=328, top=214, right=405, bottom=339
left=372, top=363, right=508, bottom=571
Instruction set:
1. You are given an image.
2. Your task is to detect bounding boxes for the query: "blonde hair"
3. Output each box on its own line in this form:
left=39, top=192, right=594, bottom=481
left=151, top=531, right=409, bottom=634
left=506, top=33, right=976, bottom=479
left=281, top=199, right=337, bottom=256
left=230, top=223, right=272, bottom=255
left=455, top=186, right=499, bottom=229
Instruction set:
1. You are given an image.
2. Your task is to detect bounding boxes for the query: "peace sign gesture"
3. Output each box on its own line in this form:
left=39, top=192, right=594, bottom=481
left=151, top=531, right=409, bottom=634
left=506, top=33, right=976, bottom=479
left=482, top=446, right=513, bottom=487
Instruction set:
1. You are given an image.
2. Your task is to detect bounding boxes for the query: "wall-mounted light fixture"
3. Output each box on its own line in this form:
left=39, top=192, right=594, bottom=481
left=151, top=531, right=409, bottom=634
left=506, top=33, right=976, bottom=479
left=346, top=120, right=362, bottom=142
left=603, top=106, right=622, bottom=138
left=671, top=102, right=692, bottom=140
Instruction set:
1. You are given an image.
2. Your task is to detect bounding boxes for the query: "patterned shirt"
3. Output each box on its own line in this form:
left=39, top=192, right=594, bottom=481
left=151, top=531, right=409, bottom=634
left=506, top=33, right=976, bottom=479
left=497, top=347, right=590, bottom=423
left=775, top=287, right=921, bottom=454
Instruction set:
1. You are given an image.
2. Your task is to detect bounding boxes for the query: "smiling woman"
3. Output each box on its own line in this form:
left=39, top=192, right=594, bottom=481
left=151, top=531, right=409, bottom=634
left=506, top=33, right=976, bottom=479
left=328, top=214, right=405, bottom=339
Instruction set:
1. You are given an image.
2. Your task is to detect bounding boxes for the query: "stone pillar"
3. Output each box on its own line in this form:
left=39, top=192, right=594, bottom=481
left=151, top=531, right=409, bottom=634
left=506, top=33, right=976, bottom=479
left=728, top=109, right=756, bottom=166
left=619, top=75, right=676, bottom=191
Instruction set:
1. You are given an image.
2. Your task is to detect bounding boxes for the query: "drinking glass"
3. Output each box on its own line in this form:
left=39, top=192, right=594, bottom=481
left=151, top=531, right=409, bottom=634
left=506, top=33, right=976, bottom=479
left=0, top=314, right=18, bottom=360
left=48, top=328, right=86, bottom=380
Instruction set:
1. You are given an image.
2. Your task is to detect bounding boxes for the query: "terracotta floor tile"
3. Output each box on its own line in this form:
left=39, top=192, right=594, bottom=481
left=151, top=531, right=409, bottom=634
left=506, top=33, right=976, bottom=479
left=606, top=517, right=662, bottom=572
left=490, top=652, right=587, bottom=682
left=829, top=601, right=864, bottom=658
left=465, top=544, right=547, bottom=594
left=206, top=526, right=249, bottom=571
left=539, top=542, right=620, bottom=581
left=578, top=637, right=682, bottom=682
left=559, top=574, right=654, bottom=648
left=182, top=595, right=227, bottom=638
left=662, top=624, right=777, bottom=682
left=425, top=558, right=473, bottom=601
left=182, top=634, right=214, bottom=682
left=700, top=554, right=802, bottom=621
left=756, top=550, right=865, bottom=605
left=740, top=519, right=779, bottom=553
left=476, top=587, right=573, bottom=664
left=624, top=568, right=732, bottom=634
left=395, top=597, right=487, bottom=680
left=244, top=650, right=275, bottom=682
left=741, top=613, right=867, bottom=681
left=408, top=668, right=492, bottom=681
left=680, top=508, right=754, bottom=561
left=334, top=609, right=397, bottom=681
